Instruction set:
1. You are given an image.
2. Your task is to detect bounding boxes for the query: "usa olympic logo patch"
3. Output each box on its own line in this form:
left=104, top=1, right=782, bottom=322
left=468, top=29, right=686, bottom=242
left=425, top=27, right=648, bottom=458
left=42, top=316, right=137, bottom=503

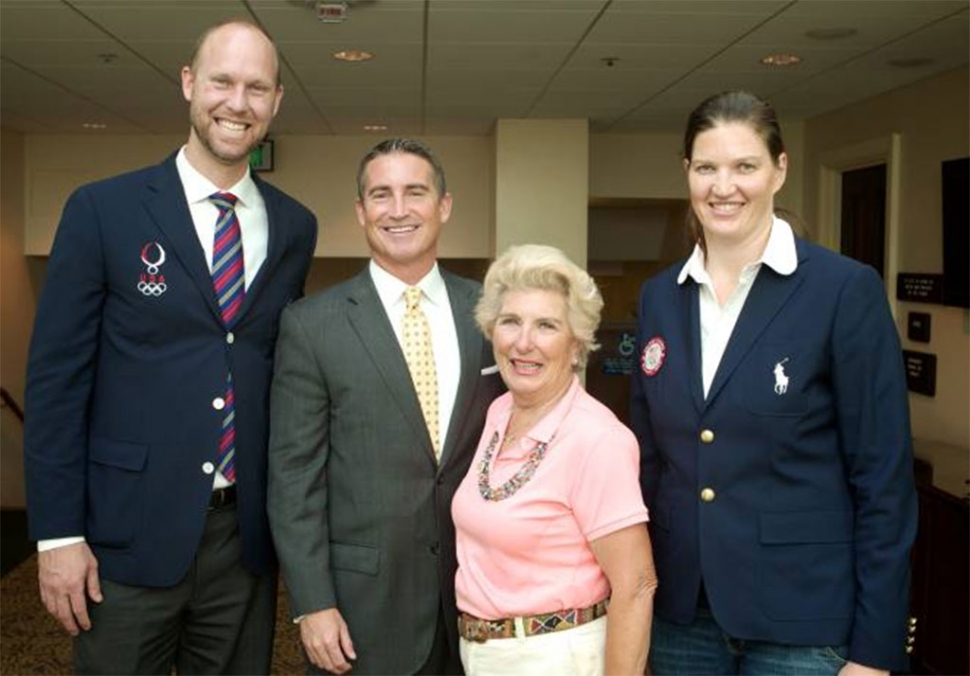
left=640, top=337, right=666, bottom=376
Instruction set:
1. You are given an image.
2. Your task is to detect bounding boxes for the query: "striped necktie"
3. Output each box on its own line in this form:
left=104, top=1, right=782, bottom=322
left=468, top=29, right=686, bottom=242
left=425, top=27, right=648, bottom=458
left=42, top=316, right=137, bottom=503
left=209, top=192, right=244, bottom=483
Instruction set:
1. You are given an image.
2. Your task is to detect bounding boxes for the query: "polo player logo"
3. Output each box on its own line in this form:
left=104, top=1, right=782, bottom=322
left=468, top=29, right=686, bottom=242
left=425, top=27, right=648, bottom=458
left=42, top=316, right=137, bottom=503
left=773, top=358, right=790, bottom=395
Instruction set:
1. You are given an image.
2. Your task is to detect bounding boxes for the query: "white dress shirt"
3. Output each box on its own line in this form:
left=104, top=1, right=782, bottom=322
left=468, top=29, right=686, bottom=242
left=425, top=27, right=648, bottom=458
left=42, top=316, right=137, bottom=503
left=369, top=261, right=462, bottom=451
left=176, top=147, right=268, bottom=291
left=677, top=216, right=798, bottom=398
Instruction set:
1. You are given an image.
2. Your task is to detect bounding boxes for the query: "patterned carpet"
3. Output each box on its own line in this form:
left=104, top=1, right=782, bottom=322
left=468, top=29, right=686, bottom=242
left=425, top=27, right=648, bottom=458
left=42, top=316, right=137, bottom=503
left=0, top=554, right=305, bottom=675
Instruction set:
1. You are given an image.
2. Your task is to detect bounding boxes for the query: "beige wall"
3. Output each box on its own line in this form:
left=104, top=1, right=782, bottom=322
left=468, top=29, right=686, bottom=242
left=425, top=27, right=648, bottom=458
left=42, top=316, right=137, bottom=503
left=804, top=66, right=970, bottom=467
left=1, top=129, right=31, bottom=506
left=23, top=134, right=493, bottom=259
left=588, top=118, right=805, bottom=218
left=494, top=119, right=589, bottom=266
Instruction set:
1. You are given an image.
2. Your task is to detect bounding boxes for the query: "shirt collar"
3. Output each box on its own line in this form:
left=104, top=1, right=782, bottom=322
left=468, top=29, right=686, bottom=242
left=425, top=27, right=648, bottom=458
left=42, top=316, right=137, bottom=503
left=677, top=215, right=798, bottom=285
left=496, top=375, right=582, bottom=448
left=175, top=146, right=259, bottom=208
left=369, top=260, right=447, bottom=309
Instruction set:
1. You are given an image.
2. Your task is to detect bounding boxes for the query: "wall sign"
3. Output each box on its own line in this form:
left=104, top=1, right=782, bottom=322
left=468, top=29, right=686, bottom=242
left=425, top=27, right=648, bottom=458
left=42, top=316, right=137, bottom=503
left=897, top=273, right=944, bottom=304
left=907, top=312, right=931, bottom=343
left=903, top=350, right=937, bottom=397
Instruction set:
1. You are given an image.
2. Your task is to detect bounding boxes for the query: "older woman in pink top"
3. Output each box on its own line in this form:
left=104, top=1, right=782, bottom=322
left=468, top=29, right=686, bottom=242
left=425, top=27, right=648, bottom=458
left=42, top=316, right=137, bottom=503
left=452, top=244, right=657, bottom=675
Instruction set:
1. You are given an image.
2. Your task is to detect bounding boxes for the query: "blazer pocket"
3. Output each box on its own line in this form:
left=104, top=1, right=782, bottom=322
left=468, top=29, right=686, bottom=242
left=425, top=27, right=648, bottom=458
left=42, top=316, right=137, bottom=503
left=758, top=510, right=854, bottom=621
left=330, top=542, right=381, bottom=576
left=89, top=438, right=149, bottom=471
left=759, top=510, right=852, bottom=544
left=87, top=438, right=148, bottom=549
left=737, top=345, right=814, bottom=417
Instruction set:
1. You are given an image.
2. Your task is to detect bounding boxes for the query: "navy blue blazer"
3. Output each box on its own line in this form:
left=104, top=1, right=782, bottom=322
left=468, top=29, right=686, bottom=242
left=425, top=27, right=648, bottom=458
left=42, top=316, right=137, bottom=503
left=631, top=237, right=917, bottom=670
left=24, top=153, right=317, bottom=587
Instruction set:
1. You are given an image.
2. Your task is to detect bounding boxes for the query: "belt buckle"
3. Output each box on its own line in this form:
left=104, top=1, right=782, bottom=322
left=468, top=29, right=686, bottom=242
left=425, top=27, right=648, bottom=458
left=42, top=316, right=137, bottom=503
left=470, top=621, right=490, bottom=643
left=463, top=618, right=491, bottom=643
left=209, top=486, right=232, bottom=510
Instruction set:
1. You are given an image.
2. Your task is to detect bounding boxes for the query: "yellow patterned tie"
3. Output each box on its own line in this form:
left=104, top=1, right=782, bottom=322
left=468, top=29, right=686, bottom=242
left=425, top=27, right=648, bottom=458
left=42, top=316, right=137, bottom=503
left=402, top=287, right=441, bottom=461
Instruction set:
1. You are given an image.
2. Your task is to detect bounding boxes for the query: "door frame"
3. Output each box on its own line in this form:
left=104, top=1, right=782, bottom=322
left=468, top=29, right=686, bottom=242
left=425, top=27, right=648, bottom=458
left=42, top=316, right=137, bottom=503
left=816, top=133, right=902, bottom=317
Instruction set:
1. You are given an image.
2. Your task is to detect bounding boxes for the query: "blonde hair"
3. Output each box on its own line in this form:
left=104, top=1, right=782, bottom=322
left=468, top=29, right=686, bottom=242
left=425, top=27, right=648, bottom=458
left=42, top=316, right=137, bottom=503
left=475, top=244, right=603, bottom=369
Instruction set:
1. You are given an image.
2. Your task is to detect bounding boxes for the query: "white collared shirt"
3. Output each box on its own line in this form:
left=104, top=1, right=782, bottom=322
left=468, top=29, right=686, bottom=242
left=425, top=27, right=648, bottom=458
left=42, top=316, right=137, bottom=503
left=677, top=216, right=798, bottom=398
left=369, top=261, right=462, bottom=450
left=175, top=147, right=268, bottom=290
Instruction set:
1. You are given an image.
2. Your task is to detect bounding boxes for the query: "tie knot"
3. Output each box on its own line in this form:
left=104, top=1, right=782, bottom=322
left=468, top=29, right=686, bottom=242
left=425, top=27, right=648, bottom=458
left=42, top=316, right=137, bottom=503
left=405, top=286, right=423, bottom=310
left=210, top=192, right=238, bottom=212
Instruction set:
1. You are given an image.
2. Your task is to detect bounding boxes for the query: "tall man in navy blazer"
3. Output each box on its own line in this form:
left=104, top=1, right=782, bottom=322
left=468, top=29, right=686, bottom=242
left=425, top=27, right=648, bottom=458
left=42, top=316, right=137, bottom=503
left=24, top=20, right=317, bottom=674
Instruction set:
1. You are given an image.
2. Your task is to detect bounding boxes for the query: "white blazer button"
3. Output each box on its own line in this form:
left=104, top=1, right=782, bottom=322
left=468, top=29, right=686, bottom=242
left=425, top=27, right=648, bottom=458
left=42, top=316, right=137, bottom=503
left=700, top=487, right=716, bottom=502
left=700, top=429, right=715, bottom=444
left=202, top=462, right=215, bottom=474
left=226, top=332, right=235, bottom=345
left=213, top=397, right=226, bottom=410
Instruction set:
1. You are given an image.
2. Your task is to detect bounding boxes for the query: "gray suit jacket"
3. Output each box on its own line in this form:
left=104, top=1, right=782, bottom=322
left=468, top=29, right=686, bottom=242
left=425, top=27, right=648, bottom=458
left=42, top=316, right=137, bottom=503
left=268, top=266, right=504, bottom=675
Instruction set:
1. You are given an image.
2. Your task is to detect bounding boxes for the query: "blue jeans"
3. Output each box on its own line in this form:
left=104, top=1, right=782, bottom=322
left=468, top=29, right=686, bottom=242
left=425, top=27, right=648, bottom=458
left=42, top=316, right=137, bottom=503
left=650, top=610, right=848, bottom=676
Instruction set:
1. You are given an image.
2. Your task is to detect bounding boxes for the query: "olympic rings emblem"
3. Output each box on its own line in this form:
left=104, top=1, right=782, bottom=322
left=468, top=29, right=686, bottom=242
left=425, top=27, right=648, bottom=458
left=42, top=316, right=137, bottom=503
left=138, top=241, right=168, bottom=297
left=137, top=280, right=168, bottom=296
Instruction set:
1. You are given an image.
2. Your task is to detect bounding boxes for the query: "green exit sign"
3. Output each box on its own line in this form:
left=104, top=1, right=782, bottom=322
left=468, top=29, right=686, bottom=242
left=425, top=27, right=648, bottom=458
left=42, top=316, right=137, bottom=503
left=249, top=140, right=274, bottom=172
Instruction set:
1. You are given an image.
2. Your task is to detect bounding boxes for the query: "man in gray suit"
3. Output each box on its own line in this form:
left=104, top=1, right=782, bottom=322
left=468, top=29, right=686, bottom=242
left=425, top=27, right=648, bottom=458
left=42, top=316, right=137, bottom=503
left=268, top=138, right=503, bottom=675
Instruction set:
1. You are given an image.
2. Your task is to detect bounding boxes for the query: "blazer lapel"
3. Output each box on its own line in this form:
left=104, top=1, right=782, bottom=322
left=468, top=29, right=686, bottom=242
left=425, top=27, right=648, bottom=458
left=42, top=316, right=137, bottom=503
left=704, top=258, right=807, bottom=408
left=143, top=155, right=222, bottom=323
left=345, top=271, right=436, bottom=461
left=236, top=174, right=283, bottom=321
left=439, top=272, right=483, bottom=470
left=679, top=281, right=706, bottom=414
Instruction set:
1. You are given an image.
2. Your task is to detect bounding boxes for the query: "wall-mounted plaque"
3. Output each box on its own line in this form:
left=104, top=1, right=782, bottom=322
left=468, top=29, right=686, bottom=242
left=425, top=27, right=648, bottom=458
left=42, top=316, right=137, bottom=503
left=902, top=350, right=937, bottom=397
left=897, top=273, right=944, bottom=304
left=907, top=312, right=931, bottom=343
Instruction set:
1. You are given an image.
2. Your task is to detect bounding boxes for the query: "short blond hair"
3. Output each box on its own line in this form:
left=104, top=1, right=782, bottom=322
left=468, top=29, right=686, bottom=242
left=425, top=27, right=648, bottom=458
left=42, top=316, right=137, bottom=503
left=475, top=244, right=603, bottom=369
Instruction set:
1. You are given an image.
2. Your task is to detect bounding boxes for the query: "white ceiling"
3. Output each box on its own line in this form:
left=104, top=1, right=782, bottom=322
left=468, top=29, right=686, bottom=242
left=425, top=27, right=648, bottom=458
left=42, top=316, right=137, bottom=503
left=1, top=0, right=967, bottom=137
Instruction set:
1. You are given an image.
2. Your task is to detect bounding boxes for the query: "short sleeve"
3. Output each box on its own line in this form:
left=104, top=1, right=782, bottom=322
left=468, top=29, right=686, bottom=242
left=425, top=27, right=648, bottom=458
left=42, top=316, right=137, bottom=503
left=569, top=422, right=649, bottom=542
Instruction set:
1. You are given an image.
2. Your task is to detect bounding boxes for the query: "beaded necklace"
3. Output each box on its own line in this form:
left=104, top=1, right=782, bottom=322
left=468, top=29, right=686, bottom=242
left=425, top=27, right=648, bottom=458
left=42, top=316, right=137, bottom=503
left=477, top=431, right=549, bottom=501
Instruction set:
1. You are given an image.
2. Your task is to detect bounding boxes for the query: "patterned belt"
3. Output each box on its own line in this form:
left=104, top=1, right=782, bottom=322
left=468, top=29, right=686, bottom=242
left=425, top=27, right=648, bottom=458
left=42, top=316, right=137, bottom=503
left=458, top=599, right=608, bottom=643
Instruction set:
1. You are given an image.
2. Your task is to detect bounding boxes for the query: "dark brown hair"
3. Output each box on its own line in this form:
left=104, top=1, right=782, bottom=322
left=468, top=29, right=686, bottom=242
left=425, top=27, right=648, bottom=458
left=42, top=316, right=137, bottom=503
left=682, top=91, right=790, bottom=250
left=356, top=138, right=448, bottom=200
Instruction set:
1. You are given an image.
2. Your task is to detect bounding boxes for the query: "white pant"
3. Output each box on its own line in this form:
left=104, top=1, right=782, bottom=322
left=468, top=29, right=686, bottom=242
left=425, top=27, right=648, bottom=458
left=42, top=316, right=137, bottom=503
left=460, top=615, right=607, bottom=676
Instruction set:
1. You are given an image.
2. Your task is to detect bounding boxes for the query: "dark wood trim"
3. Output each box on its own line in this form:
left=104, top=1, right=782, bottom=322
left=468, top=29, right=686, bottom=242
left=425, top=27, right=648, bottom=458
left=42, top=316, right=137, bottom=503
left=0, top=387, right=24, bottom=423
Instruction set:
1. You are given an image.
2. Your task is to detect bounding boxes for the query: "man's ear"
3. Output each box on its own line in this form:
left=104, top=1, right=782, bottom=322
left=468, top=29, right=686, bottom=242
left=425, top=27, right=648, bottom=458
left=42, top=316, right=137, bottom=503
left=438, top=192, right=453, bottom=224
left=181, top=66, right=195, bottom=103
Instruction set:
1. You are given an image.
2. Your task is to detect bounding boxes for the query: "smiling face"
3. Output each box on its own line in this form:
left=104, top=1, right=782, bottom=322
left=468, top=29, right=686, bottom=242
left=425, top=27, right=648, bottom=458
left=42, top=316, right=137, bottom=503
left=492, top=288, right=579, bottom=408
left=686, top=121, right=787, bottom=250
left=355, top=151, right=452, bottom=284
left=181, top=23, right=282, bottom=182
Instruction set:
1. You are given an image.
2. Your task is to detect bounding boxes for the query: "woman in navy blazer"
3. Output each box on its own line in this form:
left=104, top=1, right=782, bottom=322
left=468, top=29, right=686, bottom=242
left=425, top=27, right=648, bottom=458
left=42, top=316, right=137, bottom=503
left=631, top=91, right=917, bottom=676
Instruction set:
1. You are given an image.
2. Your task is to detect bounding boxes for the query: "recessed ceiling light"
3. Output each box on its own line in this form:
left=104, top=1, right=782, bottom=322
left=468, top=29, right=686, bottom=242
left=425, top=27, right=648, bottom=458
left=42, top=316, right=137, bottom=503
left=805, top=27, right=858, bottom=40
left=82, top=122, right=107, bottom=129
left=363, top=124, right=388, bottom=131
left=333, top=50, right=374, bottom=62
left=760, top=53, right=801, bottom=67
left=888, top=57, right=935, bottom=69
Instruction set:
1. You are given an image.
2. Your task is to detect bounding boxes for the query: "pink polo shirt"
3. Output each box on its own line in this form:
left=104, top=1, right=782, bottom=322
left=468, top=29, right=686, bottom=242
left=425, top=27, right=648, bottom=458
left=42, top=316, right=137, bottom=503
left=453, top=376, right=649, bottom=620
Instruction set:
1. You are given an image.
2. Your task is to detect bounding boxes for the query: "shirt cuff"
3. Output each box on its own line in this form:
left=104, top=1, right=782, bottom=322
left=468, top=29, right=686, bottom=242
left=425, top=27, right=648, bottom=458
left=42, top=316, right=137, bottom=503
left=37, top=536, right=86, bottom=552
